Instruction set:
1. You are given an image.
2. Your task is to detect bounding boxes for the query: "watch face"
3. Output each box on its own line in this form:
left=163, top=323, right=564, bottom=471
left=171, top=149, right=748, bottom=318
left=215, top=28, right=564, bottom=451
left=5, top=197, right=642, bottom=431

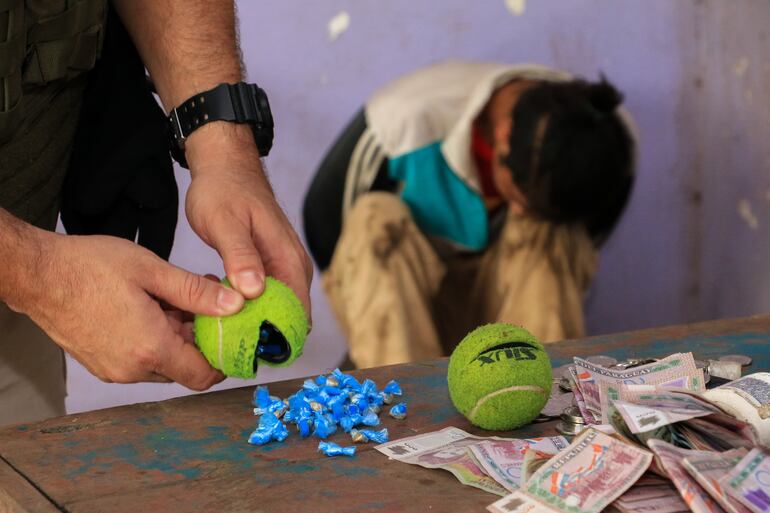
left=256, top=89, right=274, bottom=129
left=254, top=87, right=274, bottom=156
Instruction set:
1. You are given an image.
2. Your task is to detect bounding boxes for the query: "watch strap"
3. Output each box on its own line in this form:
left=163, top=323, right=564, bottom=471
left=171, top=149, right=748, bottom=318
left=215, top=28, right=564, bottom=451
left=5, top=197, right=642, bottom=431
left=169, top=82, right=274, bottom=157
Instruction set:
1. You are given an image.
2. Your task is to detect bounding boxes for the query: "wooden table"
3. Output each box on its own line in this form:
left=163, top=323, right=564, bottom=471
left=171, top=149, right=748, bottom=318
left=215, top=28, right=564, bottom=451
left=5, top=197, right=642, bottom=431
left=2, top=315, right=770, bottom=513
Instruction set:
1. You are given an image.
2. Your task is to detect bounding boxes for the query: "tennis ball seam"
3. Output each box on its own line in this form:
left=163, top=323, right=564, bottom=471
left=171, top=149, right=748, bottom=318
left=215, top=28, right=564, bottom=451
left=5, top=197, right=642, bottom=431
left=467, top=384, right=548, bottom=422
left=217, top=317, right=224, bottom=371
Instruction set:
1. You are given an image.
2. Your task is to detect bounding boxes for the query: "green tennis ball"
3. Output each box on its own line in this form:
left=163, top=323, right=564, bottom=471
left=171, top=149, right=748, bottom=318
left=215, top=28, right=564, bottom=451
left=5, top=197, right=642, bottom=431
left=194, top=277, right=309, bottom=378
left=447, top=323, right=552, bottom=430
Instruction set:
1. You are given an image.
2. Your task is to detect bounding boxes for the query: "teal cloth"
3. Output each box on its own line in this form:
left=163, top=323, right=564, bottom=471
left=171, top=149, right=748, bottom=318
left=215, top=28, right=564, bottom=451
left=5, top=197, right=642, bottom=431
left=389, top=141, right=488, bottom=251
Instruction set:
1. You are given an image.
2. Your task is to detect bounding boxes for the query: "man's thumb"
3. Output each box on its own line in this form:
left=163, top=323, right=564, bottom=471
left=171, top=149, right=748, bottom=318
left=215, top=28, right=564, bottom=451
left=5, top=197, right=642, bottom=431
left=146, top=262, right=244, bottom=316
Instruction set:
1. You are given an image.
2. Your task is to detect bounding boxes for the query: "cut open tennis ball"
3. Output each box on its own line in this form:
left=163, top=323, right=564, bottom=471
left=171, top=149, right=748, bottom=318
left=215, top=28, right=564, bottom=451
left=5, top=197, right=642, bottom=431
left=194, top=277, right=309, bottom=378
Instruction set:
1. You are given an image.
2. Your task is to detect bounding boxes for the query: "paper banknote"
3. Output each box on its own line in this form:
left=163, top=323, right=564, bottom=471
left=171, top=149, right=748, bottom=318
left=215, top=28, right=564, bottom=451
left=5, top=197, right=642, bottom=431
left=375, top=427, right=509, bottom=496
left=723, top=448, right=770, bottom=513
left=613, top=482, right=690, bottom=513
left=612, top=392, right=720, bottom=434
left=569, top=367, right=600, bottom=424
left=647, top=439, right=727, bottom=513
left=488, top=429, right=652, bottom=513
left=470, top=437, right=570, bottom=492
left=520, top=447, right=560, bottom=487
left=573, top=353, right=699, bottom=412
left=682, top=449, right=751, bottom=513
left=607, top=390, right=755, bottom=452
left=600, top=373, right=706, bottom=423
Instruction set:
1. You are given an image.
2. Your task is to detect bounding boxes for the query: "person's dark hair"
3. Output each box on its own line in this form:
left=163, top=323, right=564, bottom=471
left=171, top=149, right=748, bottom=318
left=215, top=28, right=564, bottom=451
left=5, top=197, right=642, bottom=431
left=502, top=76, right=634, bottom=245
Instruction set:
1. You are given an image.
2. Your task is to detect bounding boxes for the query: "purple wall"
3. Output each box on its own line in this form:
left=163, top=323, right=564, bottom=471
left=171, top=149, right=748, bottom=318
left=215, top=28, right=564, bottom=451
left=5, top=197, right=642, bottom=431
left=65, top=0, right=770, bottom=413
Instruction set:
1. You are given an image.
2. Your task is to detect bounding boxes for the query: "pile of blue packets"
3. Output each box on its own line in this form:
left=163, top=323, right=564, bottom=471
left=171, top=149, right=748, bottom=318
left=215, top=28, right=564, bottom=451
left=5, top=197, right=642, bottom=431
left=248, top=368, right=408, bottom=457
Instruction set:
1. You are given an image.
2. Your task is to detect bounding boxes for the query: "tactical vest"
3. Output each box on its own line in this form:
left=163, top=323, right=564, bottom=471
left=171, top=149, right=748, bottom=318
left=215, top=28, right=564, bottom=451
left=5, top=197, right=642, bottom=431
left=0, top=0, right=105, bottom=229
left=0, top=0, right=105, bottom=140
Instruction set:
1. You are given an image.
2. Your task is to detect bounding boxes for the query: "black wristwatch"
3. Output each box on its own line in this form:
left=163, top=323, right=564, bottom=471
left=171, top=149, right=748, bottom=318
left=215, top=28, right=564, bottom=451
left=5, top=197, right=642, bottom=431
left=168, top=82, right=274, bottom=169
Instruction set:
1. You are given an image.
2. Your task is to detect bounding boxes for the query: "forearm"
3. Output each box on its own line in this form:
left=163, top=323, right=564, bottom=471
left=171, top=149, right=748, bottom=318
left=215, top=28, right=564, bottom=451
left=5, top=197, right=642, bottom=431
left=0, top=209, right=49, bottom=313
left=109, top=0, right=312, bottom=304
left=112, top=0, right=265, bottom=177
left=111, top=0, right=242, bottom=110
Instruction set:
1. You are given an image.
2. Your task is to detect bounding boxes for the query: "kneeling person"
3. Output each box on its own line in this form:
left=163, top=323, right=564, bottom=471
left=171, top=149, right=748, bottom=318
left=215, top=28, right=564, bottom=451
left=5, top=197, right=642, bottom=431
left=303, top=60, right=636, bottom=369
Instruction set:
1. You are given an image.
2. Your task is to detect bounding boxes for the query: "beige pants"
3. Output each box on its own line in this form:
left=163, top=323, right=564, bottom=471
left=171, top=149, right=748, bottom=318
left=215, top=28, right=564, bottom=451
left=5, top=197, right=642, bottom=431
left=323, top=192, right=597, bottom=369
left=0, top=303, right=66, bottom=427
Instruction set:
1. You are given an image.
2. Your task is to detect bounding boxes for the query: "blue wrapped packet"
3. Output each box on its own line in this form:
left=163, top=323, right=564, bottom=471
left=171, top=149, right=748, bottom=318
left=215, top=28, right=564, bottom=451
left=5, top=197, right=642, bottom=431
left=351, top=428, right=389, bottom=444
left=368, top=393, right=384, bottom=408
left=360, top=411, right=380, bottom=427
left=297, top=415, right=313, bottom=438
left=312, top=413, right=337, bottom=439
left=361, top=379, right=378, bottom=397
left=328, top=394, right=347, bottom=421
left=389, top=403, right=407, bottom=420
left=384, top=380, right=402, bottom=396
left=350, top=393, right=369, bottom=411
left=248, top=412, right=289, bottom=445
left=303, top=379, right=321, bottom=393
left=332, top=368, right=362, bottom=392
left=323, top=385, right=343, bottom=396
left=340, top=414, right=363, bottom=433
left=252, top=386, right=284, bottom=415
left=253, top=386, right=271, bottom=408
left=318, top=441, right=356, bottom=457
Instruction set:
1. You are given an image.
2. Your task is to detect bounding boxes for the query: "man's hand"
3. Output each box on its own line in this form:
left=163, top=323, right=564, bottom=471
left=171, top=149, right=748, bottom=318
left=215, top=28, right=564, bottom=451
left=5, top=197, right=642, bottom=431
left=21, top=231, right=246, bottom=389
left=184, top=123, right=313, bottom=319
left=113, top=0, right=314, bottom=319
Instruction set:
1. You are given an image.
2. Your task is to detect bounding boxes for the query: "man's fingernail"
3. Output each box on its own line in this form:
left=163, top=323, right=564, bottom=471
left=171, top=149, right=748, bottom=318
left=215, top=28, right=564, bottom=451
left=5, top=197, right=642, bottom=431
left=237, top=271, right=263, bottom=296
left=217, top=288, right=241, bottom=312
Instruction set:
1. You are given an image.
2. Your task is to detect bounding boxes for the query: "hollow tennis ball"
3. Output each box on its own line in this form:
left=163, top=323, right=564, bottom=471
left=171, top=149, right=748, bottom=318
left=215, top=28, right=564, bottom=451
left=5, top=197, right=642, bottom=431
left=194, top=277, right=309, bottom=378
left=447, top=323, right=552, bottom=430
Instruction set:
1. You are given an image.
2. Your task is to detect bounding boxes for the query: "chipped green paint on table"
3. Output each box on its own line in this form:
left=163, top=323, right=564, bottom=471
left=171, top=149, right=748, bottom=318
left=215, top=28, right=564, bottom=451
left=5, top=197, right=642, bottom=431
left=2, top=315, right=770, bottom=512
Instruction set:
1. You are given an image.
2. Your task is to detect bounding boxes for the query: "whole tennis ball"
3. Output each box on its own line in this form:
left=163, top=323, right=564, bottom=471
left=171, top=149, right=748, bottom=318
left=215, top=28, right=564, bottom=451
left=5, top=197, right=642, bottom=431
left=447, top=323, right=552, bottom=430
left=194, top=277, right=309, bottom=378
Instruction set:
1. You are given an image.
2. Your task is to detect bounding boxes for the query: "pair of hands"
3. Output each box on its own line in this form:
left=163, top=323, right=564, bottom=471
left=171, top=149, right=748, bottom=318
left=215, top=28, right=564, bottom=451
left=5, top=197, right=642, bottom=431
left=26, top=131, right=313, bottom=391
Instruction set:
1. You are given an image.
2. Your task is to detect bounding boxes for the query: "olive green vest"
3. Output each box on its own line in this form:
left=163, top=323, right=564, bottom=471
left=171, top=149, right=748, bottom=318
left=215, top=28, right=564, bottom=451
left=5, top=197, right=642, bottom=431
left=0, top=0, right=105, bottom=230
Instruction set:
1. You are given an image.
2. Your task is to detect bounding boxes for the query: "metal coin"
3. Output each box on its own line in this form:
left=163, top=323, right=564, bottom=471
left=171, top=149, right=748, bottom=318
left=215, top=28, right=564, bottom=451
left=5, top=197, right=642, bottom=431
left=610, top=358, right=658, bottom=370
left=694, top=360, right=711, bottom=384
left=559, top=376, right=573, bottom=392
left=719, top=354, right=752, bottom=366
left=585, top=355, right=618, bottom=367
left=532, top=414, right=555, bottom=424
left=556, top=421, right=582, bottom=437
left=561, top=406, right=585, bottom=425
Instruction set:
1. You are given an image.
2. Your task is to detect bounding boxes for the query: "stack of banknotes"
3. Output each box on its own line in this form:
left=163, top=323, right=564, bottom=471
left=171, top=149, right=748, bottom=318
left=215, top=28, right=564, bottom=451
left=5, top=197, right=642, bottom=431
left=568, top=352, right=707, bottom=424
left=375, top=356, right=770, bottom=513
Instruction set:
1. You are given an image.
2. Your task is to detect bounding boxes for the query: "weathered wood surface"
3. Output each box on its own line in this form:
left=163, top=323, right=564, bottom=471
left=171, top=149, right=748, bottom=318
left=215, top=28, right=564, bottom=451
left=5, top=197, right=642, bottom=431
left=0, top=458, right=60, bottom=513
left=1, top=315, right=769, bottom=512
